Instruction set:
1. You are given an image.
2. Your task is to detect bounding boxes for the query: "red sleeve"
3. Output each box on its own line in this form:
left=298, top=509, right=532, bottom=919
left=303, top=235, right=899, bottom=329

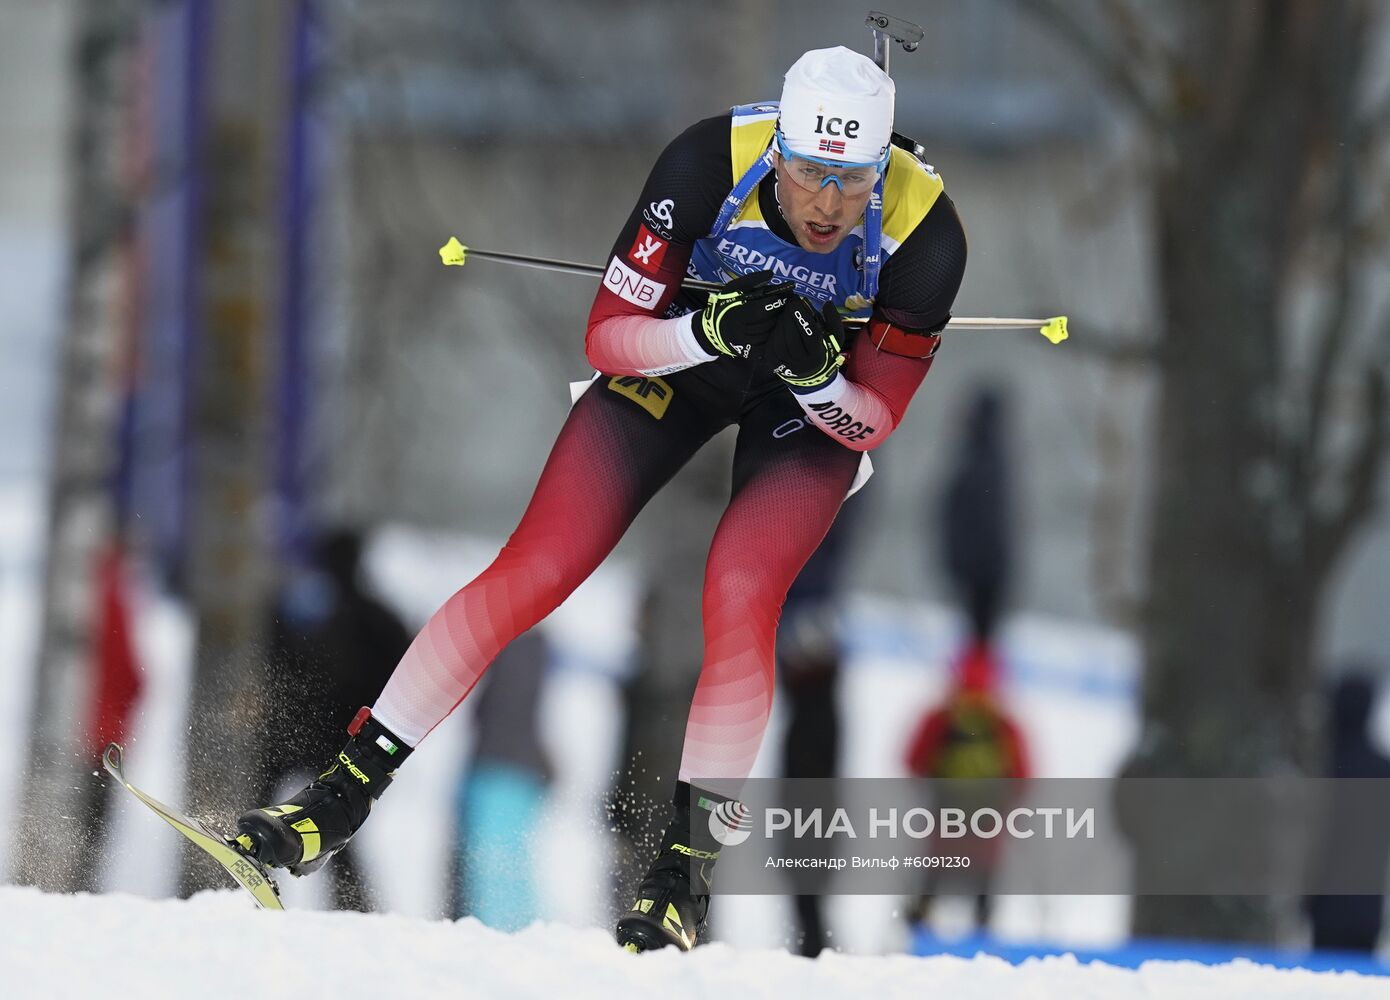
left=585, top=226, right=696, bottom=338
left=583, top=241, right=706, bottom=376
left=583, top=116, right=730, bottom=375
left=789, top=330, right=938, bottom=451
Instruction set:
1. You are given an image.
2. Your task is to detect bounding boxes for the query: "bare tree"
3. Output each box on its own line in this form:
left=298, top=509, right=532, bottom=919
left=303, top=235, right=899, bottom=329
left=13, top=0, right=142, bottom=894
left=1017, top=0, right=1390, bottom=941
left=177, top=0, right=290, bottom=892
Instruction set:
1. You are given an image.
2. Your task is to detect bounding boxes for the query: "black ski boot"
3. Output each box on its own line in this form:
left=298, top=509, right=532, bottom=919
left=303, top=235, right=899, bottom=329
left=616, top=782, right=743, bottom=952
left=235, top=708, right=411, bottom=875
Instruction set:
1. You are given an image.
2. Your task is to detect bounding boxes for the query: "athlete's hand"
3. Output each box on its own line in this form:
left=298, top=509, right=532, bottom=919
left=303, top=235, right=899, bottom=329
left=694, top=270, right=795, bottom=361
left=768, top=297, right=846, bottom=391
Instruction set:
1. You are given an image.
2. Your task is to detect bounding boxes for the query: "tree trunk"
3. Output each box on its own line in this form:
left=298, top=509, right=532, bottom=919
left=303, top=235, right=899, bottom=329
left=12, top=0, right=141, bottom=894
left=178, top=0, right=288, bottom=893
left=1129, top=1, right=1359, bottom=941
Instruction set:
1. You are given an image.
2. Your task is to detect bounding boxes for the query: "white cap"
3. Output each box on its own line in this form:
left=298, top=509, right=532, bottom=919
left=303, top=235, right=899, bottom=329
left=778, top=46, right=895, bottom=166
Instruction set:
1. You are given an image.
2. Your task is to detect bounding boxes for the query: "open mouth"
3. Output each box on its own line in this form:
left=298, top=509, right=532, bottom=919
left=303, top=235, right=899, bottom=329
left=805, top=221, right=839, bottom=245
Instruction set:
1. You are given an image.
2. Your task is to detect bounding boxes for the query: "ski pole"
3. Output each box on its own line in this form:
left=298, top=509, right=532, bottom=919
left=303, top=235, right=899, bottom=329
left=435, top=239, right=721, bottom=290
left=438, top=237, right=1068, bottom=344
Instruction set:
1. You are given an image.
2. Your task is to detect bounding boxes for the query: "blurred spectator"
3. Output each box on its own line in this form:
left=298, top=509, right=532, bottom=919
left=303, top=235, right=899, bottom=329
left=906, top=388, right=1025, bottom=930
left=939, top=386, right=1012, bottom=646
left=257, top=526, right=411, bottom=910
left=450, top=628, right=552, bottom=929
left=1305, top=671, right=1390, bottom=953
left=777, top=505, right=859, bottom=957
left=607, top=579, right=703, bottom=922
left=903, top=643, right=1030, bottom=929
left=86, top=542, right=146, bottom=890
left=88, top=543, right=145, bottom=762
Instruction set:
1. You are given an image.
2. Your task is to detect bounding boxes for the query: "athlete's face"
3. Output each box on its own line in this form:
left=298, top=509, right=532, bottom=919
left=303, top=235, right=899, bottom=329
left=773, top=152, right=875, bottom=254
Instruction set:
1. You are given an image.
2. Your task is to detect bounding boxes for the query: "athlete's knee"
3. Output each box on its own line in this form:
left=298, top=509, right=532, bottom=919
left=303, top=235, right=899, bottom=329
left=702, top=557, right=789, bottom=620
left=519, top=550, right=590, bottom=608
left=478, top=540, right=593, bottom=620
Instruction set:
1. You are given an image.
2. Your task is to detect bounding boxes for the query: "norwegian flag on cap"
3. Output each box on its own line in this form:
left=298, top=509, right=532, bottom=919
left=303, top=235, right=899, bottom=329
left=818, top=138, right=847, bottom=155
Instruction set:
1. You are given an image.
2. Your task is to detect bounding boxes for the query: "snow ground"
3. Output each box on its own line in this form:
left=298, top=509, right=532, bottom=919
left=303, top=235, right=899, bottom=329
left=4, top=885, right=1386, bottom=1000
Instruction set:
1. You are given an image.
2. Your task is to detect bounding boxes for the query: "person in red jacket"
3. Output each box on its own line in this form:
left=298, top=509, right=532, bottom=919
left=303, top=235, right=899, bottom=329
left=904, top=643, right=1030, bottom=929
left=234, top=45, right=966, bottom=952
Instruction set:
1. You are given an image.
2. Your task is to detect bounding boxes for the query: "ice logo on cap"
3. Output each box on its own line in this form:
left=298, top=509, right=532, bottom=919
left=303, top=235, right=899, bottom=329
left=707, top=799, right=753, bottom=846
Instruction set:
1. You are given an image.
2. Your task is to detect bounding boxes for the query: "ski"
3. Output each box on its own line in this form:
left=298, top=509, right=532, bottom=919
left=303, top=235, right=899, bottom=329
left=102, top=742, right=285, bottom=911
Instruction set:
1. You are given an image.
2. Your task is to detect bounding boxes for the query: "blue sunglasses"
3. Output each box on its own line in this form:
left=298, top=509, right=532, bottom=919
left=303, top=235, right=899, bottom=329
left=774, top=130, right=889, bottom=195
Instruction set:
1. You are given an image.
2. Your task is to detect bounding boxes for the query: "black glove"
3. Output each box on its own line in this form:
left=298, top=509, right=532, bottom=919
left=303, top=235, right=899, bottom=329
left=693, top=270, right=795, bottom=360
left=768, top=297, right=847, bottom=391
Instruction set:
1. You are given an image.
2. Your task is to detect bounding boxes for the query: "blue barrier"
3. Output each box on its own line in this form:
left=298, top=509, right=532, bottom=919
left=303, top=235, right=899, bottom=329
left=909, top=927, right=1390, bottom=976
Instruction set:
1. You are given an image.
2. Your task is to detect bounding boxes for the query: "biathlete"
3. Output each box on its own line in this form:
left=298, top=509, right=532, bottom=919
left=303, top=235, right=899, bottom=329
left=235, top=44, right=967, bottom=952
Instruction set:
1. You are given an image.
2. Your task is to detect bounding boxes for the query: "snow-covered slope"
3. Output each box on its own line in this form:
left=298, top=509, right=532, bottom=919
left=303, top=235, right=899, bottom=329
left=3, top=886, right=1384, bottom=1000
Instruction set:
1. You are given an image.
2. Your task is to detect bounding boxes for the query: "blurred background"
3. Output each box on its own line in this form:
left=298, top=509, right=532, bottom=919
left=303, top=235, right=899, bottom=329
left=3, top=0, right=1390, bottom=972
